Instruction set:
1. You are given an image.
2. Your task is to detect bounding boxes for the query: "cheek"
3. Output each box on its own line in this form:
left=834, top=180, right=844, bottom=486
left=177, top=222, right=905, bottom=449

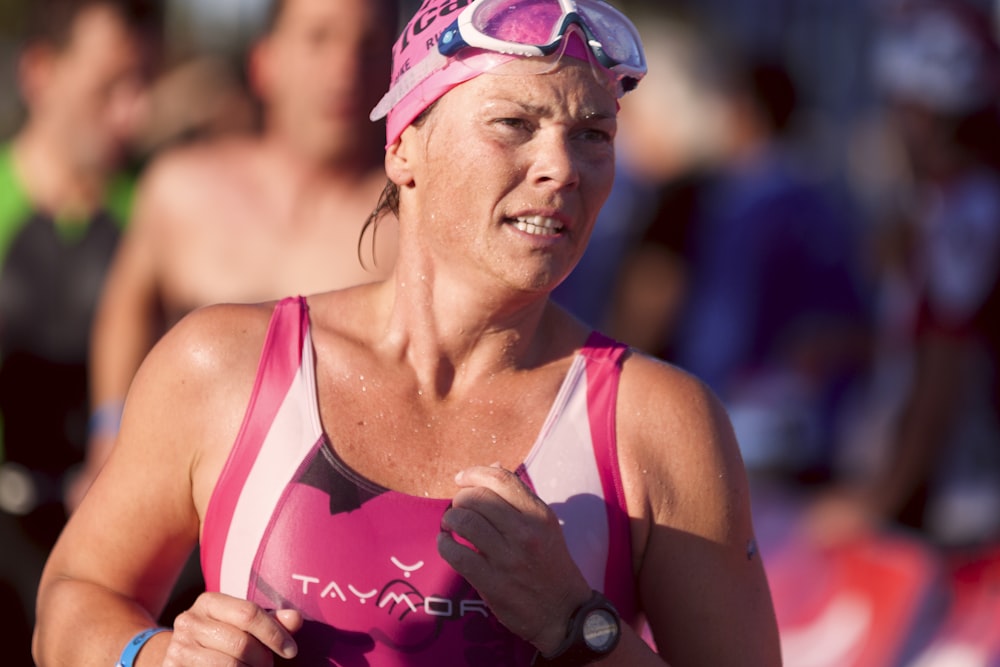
left=582, top=159, right=616, bottom=205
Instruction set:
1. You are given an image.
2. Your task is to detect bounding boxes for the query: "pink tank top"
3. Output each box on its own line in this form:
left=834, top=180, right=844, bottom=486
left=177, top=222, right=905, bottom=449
left=201, top=297, right=640, bottom=665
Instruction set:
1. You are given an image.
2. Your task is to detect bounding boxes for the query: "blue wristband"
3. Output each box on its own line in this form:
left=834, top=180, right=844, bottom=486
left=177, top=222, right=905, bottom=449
left=88, top=400, right=125, bottom=439
left=115, top=627, right=169, bottom=667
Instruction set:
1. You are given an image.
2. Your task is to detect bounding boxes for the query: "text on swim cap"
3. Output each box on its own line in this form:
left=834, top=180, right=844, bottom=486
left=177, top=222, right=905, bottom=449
left=399, top=0, right=474, bottom=54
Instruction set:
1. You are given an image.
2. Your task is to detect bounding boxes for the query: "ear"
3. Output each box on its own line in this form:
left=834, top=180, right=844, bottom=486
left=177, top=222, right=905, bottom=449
left=384, top=129, right=417, bottom=187
left=17, top=44, right=57, bottom=108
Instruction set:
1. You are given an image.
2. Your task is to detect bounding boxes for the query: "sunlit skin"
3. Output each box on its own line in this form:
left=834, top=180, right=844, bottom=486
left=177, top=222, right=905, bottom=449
left=34, top=53, right=781, bottom=667
left=389, top=58, right=619, bottom=321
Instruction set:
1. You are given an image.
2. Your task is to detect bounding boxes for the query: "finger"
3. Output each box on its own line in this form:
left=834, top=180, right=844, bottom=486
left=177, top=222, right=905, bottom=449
left=195, top=594, right=298, bottom=660
left=442, top=489, right=561, bottom=578
left=454, top=466, right=543, bottom=515
left=275, top=608, right=303, bottom=635
left=169, top=611, right=275, bottom=666
left=451, top=472, right=559, bottom=547
left=437, top=528, right=490, bottom=582
left=441, top=501, right=506, bottom=556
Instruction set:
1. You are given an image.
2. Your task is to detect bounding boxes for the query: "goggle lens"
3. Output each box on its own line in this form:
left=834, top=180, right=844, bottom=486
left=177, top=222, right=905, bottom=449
left=582, top=5, right=644, bottom=68
left=459, top=0, right=646, bottom=75
left=473, top=0, right=565, bottom=45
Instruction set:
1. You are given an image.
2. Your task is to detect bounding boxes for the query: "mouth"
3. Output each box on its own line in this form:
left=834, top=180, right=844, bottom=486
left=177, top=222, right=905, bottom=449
left=507, top=215, right=566, bottom=237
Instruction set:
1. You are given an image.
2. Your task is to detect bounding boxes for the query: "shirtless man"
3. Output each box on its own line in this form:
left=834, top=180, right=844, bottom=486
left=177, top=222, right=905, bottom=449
left=76, top=0, right=400, bottom=503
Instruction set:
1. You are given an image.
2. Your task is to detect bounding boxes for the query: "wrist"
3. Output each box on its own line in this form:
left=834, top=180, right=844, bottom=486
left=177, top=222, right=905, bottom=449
left=532, top=590, right=621, bottom=666
left=534, top=587, right=594, bottom=655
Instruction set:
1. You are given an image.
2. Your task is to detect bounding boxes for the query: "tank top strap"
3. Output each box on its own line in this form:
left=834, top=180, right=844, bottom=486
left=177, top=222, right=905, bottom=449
left=202, top=295, right=311, bottom=592
left=580, top=331, right=639, bottom=623
left=580, top=330, right=630, bottom=366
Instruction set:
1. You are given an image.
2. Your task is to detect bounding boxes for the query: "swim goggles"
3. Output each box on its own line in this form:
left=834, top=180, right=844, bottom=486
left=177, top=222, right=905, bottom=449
left=439, top=0, right=646, bottom=90
left=371, top=0, right=646, bottom=122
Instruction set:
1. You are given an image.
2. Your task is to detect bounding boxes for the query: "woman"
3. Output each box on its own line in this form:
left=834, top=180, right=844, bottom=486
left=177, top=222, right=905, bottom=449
left=33, top=1, right=781, bottom=665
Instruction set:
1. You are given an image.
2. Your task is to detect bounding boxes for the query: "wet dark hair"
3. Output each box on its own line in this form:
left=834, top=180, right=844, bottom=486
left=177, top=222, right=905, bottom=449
left=22, top=0, right=163, bottom=50
left=357, top=180, right=398, bottom=271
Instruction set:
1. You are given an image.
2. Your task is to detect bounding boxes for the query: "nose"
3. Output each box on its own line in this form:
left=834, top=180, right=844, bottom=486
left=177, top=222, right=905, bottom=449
left=529, top=129, right=581, bottom=192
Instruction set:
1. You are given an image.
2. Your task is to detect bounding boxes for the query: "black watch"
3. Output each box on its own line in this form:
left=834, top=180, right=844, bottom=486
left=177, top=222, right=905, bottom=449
left=531, top=590, right=621, bottom=666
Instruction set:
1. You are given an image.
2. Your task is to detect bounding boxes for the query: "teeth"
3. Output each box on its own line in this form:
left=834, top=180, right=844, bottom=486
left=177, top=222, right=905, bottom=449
left=511, top=215, right=563, bottom=236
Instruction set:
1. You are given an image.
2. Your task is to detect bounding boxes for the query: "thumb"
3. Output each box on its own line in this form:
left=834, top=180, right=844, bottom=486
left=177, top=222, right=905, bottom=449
left=275, top=608, right=304, bottom=634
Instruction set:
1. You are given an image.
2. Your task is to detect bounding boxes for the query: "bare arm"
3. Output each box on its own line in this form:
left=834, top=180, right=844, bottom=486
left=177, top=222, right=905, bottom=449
left=68, top=164, right=171, bottom=511
left=868, top=332, right=969, bottom=518
left=807, top=331, right=973, bottom=541
left=35, top=304, right=299, bottom=666
left=622, top=356, right=781, bottom=666
left=90, top=179, right=165, bottom=415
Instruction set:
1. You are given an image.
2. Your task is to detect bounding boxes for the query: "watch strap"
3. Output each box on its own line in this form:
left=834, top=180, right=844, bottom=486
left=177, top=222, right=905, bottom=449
left=531, top=590, right=621, bottom=666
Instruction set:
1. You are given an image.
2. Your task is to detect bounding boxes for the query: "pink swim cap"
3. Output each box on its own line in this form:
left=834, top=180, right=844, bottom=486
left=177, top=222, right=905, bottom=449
left=370, top=0, right=599, bottom=148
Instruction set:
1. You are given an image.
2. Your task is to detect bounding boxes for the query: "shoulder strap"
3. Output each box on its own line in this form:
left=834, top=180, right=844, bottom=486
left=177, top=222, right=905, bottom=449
left=201, top=296, right=309, bottom=591
left=581, top=331, right=637, bottom=619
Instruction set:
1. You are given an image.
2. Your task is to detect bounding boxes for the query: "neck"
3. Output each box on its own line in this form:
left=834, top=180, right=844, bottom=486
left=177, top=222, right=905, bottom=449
left=263, top=125, right=385, bottom=182
left=374, top=252, right=563, bottom=400
left=12, top=123, right=110, bottom=218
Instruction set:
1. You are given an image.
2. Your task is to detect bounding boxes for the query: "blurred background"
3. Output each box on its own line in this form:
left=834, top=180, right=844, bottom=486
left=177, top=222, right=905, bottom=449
left=1, top=0, right=999, bottom=665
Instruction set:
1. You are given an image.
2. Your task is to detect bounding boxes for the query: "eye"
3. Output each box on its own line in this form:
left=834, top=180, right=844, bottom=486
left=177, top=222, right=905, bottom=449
left=577, top=127, right=614, bottom=143
left=494, top=117, right=533, bottom=133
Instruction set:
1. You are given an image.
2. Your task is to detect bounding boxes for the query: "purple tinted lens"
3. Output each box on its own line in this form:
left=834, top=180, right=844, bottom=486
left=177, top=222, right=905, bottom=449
left=474, top=0, right=564, bottom=45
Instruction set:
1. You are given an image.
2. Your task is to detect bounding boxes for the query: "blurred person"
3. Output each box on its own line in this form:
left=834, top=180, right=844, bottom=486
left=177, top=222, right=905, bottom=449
left=71, top=0, right=401, bottom=510
left=133, top=54, right=258, bottom=157
left=33, top=1, right=782, bottom=665
left=0, top=0, right=160, bottom=664
left=610, top=39, right=871, bottom=482
left=549, top=156, right=653, bottom=328
left=66, top=0, right=402, bottom=630
left=552, top=5, right=728, bottom=330
left=811, top=0, right=1000, bottom=548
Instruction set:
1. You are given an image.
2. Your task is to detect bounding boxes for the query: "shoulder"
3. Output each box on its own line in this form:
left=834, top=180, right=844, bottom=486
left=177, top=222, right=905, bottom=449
left=130, top=301, right=277, bottom=414
left=136, top=137, right=262, bottom=208
left=617, top=349, right=749, bottom=535
left=616, top=352, right=782, bottom=665
left=618, top=350, right=732, bottom=444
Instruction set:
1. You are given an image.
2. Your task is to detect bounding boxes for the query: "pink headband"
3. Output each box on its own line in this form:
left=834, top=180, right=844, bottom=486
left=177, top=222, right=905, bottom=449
left=371, top=0, right=596, bottom=148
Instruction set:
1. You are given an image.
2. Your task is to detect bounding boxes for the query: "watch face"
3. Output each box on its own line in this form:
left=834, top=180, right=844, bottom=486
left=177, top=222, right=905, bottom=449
left=582, top=609, right=619, bottom=653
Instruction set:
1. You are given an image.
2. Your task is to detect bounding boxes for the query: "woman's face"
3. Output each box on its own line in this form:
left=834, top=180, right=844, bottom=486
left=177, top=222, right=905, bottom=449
left=397, top=57, right=619, bottom=297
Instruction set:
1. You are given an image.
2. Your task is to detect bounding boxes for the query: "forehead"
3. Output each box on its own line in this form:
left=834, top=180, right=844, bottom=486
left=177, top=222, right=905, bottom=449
left=63, top=5, right=142, bottom=64
left=445, top=58, right=619, bottom=117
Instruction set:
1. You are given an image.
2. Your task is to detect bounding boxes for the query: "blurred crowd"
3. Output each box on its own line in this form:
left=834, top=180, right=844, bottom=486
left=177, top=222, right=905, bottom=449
left=1, top=0, right=999, bottom=665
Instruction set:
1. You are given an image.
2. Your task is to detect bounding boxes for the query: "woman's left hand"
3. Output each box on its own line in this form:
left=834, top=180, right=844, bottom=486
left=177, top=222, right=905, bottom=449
left=438, top=464, right=592, bottom=654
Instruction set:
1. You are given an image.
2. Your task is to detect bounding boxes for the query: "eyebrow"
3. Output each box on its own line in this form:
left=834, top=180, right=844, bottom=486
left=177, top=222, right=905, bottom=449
left=504, top=101, right=616, bottom=122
